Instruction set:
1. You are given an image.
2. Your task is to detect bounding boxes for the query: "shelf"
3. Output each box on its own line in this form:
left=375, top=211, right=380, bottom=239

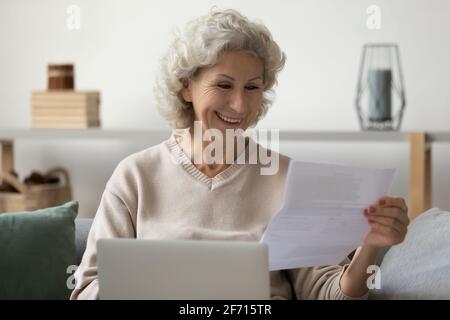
left=1, top=128, right=450, bottom=142
left=1, top=128, right=450, bottom=219
left=0, top=129, right=171, bottom=141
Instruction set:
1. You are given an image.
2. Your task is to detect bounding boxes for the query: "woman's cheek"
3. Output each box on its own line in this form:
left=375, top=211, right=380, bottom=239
left=250, top=95, right=263, bottom=116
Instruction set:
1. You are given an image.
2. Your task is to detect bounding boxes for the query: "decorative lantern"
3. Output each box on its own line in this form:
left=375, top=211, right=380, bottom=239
left=355, top=44, right=406, bottom=130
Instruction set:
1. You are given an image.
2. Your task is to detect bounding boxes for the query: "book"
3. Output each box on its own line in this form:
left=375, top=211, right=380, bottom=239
left=32, top=113, right=98, bottom=119
left=31, top=106, right=100, bottom=115
left=32, top=101, right=100, bottom=108
left=32, top=119, right=101, bottom=128
left=32, top=115, right=100, bottom=122
left=32, top=91, right=100, bottom=101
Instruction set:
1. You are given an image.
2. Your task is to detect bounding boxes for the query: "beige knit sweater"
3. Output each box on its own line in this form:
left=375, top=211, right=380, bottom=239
left=71, top=134, right=365, bottom=300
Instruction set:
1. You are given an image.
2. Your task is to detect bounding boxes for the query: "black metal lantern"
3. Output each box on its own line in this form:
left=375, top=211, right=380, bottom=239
left=355, top=44, right=406, bottom=130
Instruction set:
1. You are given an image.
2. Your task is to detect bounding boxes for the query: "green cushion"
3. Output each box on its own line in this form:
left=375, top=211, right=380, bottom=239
left=0, top=201, right=78, bottom=299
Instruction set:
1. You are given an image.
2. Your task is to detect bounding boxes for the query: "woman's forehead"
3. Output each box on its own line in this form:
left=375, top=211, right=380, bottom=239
left=200, top=51, right=264, bottom=80
left=216, top=51, right=263, bottom=67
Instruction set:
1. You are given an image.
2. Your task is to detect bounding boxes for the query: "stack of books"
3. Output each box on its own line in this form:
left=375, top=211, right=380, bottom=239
left=31, top=91, right=101, bottom=128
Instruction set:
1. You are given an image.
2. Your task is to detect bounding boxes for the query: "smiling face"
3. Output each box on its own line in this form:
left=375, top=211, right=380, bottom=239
left=181, top=50, right=264, bottom=133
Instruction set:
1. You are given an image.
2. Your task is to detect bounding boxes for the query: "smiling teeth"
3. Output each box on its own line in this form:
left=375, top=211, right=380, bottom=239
left=216, top=112, right=242, bottom=124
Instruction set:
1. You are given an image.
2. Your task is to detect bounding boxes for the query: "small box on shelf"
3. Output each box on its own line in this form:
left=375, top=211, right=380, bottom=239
left=47, top=64, right=75, bottom=91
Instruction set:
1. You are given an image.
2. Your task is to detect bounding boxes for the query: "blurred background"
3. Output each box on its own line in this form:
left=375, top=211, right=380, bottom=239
left=0, top=0, right=449, bottom=217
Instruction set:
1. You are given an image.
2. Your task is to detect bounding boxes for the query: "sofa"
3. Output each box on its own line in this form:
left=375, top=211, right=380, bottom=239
left=72, top=208, right=450, bottom=300
left=2, top=204, right=449, bottom=299
left=75, top=218, right=93, bottom=267
left=369, top=207, right=450, bottom=299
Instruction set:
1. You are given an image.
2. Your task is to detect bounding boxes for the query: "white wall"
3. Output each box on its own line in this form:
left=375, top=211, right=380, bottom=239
left=1, top=0, right=449, bottom=217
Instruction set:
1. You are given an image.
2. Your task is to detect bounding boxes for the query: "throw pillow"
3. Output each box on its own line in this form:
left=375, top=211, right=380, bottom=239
left=0, top=201, right=78, bottom=299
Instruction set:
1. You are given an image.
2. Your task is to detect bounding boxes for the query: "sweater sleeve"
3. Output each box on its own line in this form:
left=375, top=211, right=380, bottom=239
left=70, top=188, right=136, bottom=300
left=286, top=258, right=369, bottom=300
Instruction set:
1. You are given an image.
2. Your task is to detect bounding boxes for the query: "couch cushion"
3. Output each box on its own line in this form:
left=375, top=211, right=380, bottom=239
left=0, top=201, right=78, bottom=299
left=369, top=207, right=450, bottom=299
left=75, top=218, right=93, bottom=265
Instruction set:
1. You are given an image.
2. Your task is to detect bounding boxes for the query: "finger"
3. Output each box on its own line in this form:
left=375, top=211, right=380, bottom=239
left=364, top=205, right=409, bottom=226
left=366, top=207, right=410, bottom=226
left=367, top=215, right=407, bottom=235
left=378, top=196, right=407, bottom=212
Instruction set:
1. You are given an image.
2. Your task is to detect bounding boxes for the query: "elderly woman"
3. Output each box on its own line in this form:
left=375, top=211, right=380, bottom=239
left=71, top=9, right=409, bottom=300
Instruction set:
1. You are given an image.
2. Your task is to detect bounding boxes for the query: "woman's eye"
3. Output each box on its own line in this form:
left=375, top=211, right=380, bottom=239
left=246, top=85, right=260, bottom=90
left=218, top=84, right=232, bottom=89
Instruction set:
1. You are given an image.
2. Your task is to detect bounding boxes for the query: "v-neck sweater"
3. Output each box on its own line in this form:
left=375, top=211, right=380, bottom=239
left=71, top=134, right=366, bottom=300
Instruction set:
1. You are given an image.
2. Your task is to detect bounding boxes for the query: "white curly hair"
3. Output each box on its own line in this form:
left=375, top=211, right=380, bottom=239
left=154, top=8, right=286, bottom=129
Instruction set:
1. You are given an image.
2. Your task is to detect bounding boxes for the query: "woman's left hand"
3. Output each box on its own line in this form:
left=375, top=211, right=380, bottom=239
left=363, top=196, right=410, bottom=248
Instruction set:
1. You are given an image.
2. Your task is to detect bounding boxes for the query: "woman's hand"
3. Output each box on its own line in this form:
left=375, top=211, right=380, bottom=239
left=340, top=196, right=409, bottom=297
left=363, top=196, right=410, bottom=248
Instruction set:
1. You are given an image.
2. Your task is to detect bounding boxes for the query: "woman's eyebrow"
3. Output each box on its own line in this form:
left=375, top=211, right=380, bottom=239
left=217, top=74, right=235, bottom=80
left=217, top=74, right=263, bottom=81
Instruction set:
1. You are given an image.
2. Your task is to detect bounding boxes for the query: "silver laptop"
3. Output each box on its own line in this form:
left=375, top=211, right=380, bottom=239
left=97, top=238, right=270, bottom=300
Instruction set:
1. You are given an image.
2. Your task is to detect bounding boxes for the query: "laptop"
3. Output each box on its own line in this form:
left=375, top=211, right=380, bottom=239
left=97, top=238, right=270, bottom=300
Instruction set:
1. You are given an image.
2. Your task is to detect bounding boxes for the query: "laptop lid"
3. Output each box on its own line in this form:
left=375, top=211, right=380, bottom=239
left=97, top=238, right=270, bottom=300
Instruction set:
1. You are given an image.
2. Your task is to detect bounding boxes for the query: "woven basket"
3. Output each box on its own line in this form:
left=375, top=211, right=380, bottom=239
left=0, top=167, right=72, bottom=213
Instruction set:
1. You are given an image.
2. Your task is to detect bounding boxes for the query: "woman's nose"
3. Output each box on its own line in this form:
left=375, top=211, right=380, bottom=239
left=229, top=90, right=246, bottom=114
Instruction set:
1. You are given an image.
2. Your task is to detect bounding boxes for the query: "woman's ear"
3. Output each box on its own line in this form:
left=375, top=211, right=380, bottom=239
left=180, top=78, right=192, bottom=102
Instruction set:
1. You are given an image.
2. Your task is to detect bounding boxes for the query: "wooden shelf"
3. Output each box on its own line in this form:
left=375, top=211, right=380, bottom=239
left=2, top=128, right=450, bottom=219
left=0, top=128, right=171, bottom=141
left=0, top=128, right=449, bottom=142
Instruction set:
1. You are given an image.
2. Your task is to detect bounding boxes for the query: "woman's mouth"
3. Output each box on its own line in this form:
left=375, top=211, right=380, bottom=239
left=215, top=111, right=243, bottom=126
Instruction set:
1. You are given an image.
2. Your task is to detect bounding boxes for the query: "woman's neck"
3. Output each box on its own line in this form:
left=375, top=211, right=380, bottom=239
left=176, top=127, right=247, bottom=178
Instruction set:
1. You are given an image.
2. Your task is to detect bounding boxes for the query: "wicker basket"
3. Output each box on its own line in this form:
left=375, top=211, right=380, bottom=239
left=0, top=167, right=72, bottom=213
